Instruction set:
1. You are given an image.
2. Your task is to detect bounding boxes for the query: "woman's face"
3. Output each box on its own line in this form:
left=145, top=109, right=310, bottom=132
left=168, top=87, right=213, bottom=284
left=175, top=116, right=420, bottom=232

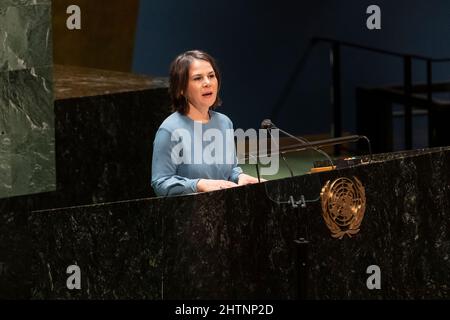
left=184, top=58, right=218, bottom=111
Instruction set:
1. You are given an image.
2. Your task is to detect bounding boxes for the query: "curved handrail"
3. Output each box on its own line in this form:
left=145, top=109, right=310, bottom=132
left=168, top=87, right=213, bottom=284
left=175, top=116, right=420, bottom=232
left=312, top=37, right=450, bottom=62
left=271, top=36, right=450, bottom=152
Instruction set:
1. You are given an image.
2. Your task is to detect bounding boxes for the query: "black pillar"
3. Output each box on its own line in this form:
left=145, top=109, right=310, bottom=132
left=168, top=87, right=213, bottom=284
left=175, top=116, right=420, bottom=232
left=403, top=56, right=413, bottom=150
left=331, top=43, right=342, bottom=155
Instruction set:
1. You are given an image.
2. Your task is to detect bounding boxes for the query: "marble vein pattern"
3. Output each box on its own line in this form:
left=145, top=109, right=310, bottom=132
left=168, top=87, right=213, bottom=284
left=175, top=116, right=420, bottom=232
left=0, top=1, right=54, bottom=198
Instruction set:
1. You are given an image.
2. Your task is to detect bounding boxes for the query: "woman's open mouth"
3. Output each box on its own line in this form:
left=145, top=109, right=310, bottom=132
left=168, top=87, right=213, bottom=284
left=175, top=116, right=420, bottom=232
left=202, top=92, right=214, bottom=97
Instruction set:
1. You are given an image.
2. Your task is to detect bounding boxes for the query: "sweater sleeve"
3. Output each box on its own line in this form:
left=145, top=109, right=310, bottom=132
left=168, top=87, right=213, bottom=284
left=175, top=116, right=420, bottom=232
left=227, top=117, right=243, bottom=184
left=230, top=164, right=243, bottom=184
left=151, top=128, right=199, bottom=197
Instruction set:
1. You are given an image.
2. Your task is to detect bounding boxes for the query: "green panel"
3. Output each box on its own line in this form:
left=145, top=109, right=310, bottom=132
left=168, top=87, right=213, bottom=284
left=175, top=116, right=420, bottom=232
left=0, top=4, right=53, bottom=71
left=0, top=71, right=12, bottom=195
left=0, top=1, right=50, bottom=9
left=0, top=67, right=55, bottom=198
left=0, top=1, right=54, bottom=198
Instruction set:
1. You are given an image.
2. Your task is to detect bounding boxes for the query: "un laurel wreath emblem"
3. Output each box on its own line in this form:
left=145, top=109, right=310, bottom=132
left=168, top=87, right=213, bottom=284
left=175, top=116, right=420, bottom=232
left=320, top=177, right=366, bottom=239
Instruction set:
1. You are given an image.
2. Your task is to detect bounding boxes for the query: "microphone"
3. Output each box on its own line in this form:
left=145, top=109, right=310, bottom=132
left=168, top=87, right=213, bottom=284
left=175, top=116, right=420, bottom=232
left=259, top=119, right=372, bottom=166
left=258, top=119, right=372, bottom=210
left=259, top=119, right=307, bottom=209
left=261, top=119, right=274, bottom=129
left=262, top=119, right=309, bottom=144
left=261, top=119, right=296, bottom=178
left=260, top=119, right=334, bottom=168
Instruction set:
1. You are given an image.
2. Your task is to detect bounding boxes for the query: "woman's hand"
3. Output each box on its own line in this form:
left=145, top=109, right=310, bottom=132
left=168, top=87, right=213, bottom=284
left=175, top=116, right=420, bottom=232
left=238, top=173, right=267, bottom=186
left=197, top=179, right=238, bottom=192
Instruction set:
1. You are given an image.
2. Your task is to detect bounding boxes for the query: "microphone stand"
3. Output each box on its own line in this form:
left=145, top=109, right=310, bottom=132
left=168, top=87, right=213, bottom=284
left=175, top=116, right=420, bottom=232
left=261, top=129, right=306, bottom=209
left=267, top=128, right=295, bottom=178
left=255, top=119, right=372, bottom=209
left=262, top=120, right=334, bottom=209
left=263, top=124, right=311, bottom=300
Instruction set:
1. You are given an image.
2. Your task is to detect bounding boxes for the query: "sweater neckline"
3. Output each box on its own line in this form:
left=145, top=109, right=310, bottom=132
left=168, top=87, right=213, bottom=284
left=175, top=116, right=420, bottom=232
left=181, top=110, right=214, bottom=125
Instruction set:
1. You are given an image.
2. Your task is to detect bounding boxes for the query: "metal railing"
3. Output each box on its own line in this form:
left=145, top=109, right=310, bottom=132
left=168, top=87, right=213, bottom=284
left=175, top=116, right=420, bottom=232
left=271, top=37, right=450, bottom=153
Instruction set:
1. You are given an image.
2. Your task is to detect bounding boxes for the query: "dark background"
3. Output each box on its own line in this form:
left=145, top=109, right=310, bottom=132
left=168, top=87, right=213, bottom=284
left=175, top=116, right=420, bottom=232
left=132, top=0, right=450, bottom=140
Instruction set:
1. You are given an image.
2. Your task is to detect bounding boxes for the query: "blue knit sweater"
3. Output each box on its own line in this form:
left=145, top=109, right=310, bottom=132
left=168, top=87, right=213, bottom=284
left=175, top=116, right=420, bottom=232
left=151, top=111, right=243, bottom=196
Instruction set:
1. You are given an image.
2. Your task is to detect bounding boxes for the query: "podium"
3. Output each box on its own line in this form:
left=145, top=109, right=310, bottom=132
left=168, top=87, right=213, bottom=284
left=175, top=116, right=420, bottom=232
left=2, top=145, right=450, bottom=299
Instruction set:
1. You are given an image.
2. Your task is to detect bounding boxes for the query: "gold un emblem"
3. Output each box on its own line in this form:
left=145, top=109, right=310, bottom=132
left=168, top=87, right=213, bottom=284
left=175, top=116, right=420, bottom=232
left=320, top=177, right=366, bottom=239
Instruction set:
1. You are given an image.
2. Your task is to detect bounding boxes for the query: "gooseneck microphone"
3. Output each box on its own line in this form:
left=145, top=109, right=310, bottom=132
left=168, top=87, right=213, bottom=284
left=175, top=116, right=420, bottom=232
left=260, top=119, right=371, bottom=162
left=260, top=119, right=335, bottom=170
left=258, top=119, right=372, bottom=211
left=261, top=119, right=274, bottom=129
left=261, top=119, right=295, bottom=178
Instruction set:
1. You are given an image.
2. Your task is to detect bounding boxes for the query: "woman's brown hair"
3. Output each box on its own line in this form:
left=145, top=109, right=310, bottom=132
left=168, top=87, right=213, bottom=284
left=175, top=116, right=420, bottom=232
left=169, top=50, right=222, bottom=114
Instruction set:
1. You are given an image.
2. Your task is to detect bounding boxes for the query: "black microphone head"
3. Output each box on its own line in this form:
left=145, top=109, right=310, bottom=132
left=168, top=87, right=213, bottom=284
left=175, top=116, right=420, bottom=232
left=261, top=119, right=273, bottom=129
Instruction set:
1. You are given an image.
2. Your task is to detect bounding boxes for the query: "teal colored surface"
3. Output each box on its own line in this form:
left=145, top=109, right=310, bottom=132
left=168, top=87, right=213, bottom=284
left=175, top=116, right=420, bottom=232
left=240, top=151, right=335, bottom=181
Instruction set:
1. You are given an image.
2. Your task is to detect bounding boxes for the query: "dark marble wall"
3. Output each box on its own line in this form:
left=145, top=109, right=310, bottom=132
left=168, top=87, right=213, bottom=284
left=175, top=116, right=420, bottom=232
left=30, top=199, right=164, bottom=299
left=0, top=66, right=170, bottom=210
left=53, top=66, right=171, bottom=207
left=0, top=65, right=172, bottom=298
left=161, top=147, right=450, bottom=299
left=10, top=146, right=449, bottom=299
left=0, top=197, right=34, bottom=298
left=0, top=0, right=55, bottom=199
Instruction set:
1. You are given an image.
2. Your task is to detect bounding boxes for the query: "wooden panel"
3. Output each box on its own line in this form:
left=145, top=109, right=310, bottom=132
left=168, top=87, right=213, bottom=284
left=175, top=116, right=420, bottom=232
left=52, top=0, right=140, bottom=72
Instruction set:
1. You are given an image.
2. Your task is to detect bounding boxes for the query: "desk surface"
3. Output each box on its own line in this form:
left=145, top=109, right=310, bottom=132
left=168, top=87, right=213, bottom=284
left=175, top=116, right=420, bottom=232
left=54, top=65, right=168, bottom=100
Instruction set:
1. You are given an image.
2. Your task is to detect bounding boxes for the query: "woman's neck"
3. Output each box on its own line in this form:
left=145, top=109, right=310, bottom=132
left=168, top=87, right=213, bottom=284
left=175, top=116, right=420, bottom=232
left=186, top=105, right=210, bottom=123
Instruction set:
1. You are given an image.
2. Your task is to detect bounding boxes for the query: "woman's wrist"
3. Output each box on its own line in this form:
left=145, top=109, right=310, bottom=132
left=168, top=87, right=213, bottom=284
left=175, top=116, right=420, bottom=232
left=196, top=179, right=204, bottom=192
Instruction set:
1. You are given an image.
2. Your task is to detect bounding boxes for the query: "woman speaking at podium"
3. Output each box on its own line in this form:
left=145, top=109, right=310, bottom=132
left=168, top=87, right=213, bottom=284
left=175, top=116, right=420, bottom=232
left=151, top=50, right=261, bottom=196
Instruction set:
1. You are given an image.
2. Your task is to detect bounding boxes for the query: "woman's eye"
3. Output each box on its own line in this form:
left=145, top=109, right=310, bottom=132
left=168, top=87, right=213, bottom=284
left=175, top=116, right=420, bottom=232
left=193, top=77, right=201, bottom=81
left=209, top=74, right=215, bottom=78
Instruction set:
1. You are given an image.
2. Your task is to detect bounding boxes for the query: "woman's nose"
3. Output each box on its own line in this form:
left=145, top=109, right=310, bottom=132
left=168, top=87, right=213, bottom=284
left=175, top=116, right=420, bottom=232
left=203, top=77, right=211, bottom=86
